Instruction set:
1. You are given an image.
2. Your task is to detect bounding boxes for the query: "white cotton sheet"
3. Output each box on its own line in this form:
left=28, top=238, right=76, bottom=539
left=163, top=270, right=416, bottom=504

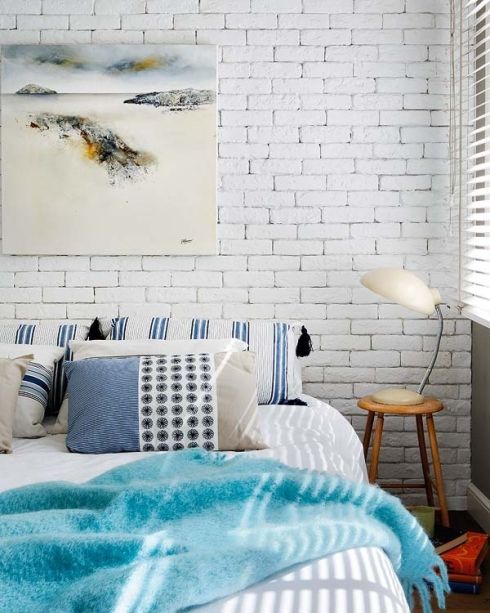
left=1, top=395, right=409, bottom=613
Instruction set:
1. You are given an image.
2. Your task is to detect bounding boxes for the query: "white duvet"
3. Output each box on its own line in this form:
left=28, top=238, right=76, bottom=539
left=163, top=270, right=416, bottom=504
left=1, top=395, right=409, bottom=613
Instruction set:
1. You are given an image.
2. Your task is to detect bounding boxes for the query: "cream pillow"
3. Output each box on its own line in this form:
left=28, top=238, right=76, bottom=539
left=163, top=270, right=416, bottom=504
left=0, top=344, right=64, bottom=438
left=0, top=356, right=32, bottom=453
left=52, top=338, right=248, bottom=434
left=214, top=351, right=266, bottom=451
left=101, top=317, right=304, bottom=405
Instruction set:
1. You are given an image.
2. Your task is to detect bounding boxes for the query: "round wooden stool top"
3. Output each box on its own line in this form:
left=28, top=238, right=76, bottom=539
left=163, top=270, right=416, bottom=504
left=357, top=395, right=443, bottom=416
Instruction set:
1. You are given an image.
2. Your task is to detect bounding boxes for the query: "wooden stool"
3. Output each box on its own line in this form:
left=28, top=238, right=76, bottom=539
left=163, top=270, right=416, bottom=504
left=358, top=395, right=449, bottom=527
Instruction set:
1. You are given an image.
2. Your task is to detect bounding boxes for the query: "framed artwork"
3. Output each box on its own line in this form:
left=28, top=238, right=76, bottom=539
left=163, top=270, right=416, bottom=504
left=1, top=44, right=217, bottom=255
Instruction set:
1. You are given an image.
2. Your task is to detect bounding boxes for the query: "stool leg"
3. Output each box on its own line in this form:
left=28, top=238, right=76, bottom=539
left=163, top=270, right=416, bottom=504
left=363, top=411, right=375, bottom=460
left=416, top=415, right=434, bottom=507
left=426, top=414, right=450, bottom=527
left=368, top=414, right=384, bottom=484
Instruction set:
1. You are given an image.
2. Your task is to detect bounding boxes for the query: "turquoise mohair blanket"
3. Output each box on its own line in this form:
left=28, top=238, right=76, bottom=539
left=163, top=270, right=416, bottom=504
left=0, top=449, right=448, bottom=613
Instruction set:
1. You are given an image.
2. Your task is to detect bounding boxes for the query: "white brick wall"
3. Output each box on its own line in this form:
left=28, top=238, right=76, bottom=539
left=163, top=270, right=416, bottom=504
left=0, top=0, right=471, bottom=509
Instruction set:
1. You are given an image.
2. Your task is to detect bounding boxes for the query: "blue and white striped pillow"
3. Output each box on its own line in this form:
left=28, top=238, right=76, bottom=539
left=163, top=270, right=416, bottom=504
left=0, top=322, right=90, bottom=413
left=20, top=361, right=52, bottom=407
left=102, top=317, right=301, bottom=405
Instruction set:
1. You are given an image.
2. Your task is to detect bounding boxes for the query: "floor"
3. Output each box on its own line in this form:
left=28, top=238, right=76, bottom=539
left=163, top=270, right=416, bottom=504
left=415, top=512, right=490, bottom=613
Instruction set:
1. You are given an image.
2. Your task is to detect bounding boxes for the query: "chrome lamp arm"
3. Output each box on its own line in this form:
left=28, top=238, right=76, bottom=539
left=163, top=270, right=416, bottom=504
left=417, top=304, right=444, bottom=396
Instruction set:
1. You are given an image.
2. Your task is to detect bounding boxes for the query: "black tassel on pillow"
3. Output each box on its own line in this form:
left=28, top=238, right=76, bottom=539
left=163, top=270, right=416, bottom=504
left=88, top=318, right=105, bottom=341
left=296, top=326, right=313, bottom=357
left=284, top=398, right=308, bottom=406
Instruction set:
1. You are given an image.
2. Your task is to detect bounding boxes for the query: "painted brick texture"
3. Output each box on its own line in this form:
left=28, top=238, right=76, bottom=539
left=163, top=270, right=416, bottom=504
left=0, top=0, right=470, bottom=508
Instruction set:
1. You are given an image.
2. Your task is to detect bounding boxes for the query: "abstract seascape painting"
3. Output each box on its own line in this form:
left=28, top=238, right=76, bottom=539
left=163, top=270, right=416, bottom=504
left=1, top=45, right=217, bottom=254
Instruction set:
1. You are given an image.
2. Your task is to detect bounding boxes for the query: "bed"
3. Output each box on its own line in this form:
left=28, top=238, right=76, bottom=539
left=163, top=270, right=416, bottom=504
left=1, top=395, right=410, bottom=613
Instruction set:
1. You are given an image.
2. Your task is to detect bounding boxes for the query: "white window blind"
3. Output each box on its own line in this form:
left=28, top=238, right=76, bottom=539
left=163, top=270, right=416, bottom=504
left=451, top=0, right=490, bottom=326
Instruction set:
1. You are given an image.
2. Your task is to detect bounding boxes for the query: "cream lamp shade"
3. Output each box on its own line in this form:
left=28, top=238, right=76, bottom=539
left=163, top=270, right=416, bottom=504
left=360, top=268, right=444, bottom=406
left=361, top=268, right=442, bottom=316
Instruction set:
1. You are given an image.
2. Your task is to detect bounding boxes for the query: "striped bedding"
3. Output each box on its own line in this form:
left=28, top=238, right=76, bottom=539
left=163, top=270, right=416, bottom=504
left=3, top=396, right=409, bottom=613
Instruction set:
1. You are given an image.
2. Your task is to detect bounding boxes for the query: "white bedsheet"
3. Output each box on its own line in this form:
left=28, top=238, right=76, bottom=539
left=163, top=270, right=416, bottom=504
left=1, top=395, right=409, bottom=613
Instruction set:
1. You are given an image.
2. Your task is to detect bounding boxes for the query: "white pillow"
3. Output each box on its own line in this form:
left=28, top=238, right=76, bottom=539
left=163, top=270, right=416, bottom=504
left=70, top=338, right=248, bottom=360
left=100, top=317, right=304, bottom=405
left=52, top=338, right=248, bottom=434
left=0, top=344, right=64, bottom=438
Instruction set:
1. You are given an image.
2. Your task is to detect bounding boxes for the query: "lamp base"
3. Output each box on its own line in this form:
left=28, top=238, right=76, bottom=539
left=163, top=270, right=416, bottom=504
left=371, top=388, right=424, bottom=406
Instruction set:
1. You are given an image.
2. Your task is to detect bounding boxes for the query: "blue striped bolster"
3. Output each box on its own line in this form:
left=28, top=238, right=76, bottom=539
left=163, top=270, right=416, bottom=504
left=112, top=317, right=128, bottom=340
left=15, top=324, right=35, bottom=345
left=268, top=322, right=288, bottom=405
left=191, top=319, right=209, bottom=339
left=149, top=317, right=168, bottom=339
left=51, top=324, right=78, bottom=408
left=232, top=321, right=249, bottom=345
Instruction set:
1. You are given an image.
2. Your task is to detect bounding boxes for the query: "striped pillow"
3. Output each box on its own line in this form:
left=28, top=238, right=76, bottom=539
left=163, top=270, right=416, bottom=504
left=0, top=323, right=90, bottom=413
left=101, top=317, right=301, bottom=405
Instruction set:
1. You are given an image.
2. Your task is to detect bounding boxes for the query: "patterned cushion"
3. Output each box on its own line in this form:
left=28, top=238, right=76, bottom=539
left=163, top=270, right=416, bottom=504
left=101, top=317, right=302, bottom=405
left=65, top=352, right=265, bottom=454
left=0, top=323, right=90, bottom=413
